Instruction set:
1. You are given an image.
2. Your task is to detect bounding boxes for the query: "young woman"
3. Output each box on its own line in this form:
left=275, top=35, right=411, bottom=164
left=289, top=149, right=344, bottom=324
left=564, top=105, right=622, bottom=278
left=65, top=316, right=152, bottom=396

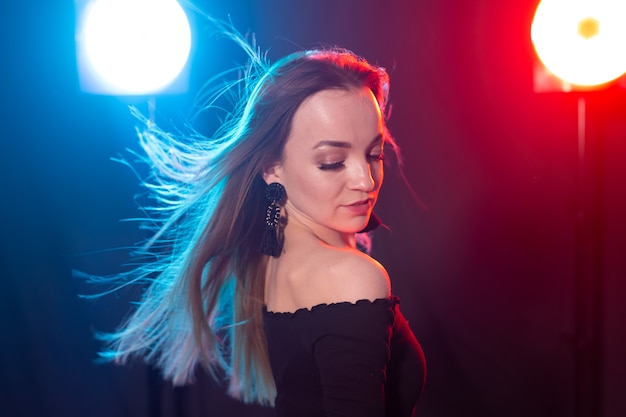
left=100, top=28, right=426, bottom=417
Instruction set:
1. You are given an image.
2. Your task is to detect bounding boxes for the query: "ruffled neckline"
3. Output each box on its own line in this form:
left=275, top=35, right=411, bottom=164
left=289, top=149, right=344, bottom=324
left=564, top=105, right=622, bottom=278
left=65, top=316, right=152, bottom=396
left=263, top=295, right=399, bottom=319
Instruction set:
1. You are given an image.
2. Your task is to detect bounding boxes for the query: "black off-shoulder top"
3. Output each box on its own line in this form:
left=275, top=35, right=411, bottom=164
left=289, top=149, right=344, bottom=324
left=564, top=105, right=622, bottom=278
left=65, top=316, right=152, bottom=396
left=263, top=296, right=426, bottom=417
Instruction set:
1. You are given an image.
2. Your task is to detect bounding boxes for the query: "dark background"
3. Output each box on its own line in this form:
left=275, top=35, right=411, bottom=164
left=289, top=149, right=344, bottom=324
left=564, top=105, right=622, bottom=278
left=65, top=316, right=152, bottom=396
left=1, top=1, right=625, bottom=416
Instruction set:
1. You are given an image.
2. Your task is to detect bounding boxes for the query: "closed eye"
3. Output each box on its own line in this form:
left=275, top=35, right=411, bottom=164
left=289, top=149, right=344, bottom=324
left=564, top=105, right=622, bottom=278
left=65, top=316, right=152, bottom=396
left=318, top=161, right=345, bottom=171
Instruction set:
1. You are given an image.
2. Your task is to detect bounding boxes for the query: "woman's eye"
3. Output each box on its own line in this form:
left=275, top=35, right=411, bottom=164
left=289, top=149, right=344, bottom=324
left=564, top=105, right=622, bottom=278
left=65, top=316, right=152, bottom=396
left=368, top=153, right=385, bottom=161
left=318, top=161, right=345, bottom=171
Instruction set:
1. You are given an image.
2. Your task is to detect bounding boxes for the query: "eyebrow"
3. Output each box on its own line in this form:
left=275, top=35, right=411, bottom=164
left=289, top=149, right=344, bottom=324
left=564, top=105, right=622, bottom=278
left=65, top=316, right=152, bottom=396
left=312, top=134, right=383, bottom=150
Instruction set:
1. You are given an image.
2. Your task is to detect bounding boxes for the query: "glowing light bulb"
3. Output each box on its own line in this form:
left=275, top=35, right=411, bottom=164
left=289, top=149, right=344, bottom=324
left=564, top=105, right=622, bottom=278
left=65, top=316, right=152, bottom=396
left=78, top=0, right=192, bottom=95
left=531, top=0, right=626, bottom=87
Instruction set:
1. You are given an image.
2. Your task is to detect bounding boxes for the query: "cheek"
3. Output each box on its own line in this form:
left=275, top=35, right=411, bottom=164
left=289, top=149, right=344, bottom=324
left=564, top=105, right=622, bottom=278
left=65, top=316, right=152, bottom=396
left=304, top=171, right=341, bottom=198
left=286, top=168, right=344, bottom=207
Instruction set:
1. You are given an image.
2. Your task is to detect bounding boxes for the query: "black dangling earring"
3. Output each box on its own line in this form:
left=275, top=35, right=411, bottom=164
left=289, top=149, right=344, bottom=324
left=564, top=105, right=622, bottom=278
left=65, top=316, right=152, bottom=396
left=260, top=182, right=286, bottom=257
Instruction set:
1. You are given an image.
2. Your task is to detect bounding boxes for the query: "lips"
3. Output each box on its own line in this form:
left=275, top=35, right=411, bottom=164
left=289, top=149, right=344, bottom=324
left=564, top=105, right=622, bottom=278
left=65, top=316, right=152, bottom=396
left=349, top=199, right=370, bottom=206
left=343, top=198, right=373, bottom=215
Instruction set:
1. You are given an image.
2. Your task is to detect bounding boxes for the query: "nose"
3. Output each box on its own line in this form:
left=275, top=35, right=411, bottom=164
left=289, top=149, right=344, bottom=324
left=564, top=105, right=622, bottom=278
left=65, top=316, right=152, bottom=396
left=349, top=160, right=376, bottom=192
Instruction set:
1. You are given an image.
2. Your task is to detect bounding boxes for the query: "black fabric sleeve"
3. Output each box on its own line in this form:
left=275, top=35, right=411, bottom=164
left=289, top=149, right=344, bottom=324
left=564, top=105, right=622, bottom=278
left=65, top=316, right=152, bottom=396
left=385, top=307, right=426, bottom=417
left=304, top=299, right=396, bottom=417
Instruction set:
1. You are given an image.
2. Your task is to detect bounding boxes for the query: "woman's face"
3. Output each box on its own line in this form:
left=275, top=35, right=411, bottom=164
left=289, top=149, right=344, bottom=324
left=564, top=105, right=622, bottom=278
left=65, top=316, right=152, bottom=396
left=264, top=86, right=385, bottom=244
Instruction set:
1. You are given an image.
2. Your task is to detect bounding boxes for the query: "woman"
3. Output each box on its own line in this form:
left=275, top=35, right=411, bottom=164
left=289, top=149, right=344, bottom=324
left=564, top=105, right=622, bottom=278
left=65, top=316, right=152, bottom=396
left=100, top=27, right=426, bottom=417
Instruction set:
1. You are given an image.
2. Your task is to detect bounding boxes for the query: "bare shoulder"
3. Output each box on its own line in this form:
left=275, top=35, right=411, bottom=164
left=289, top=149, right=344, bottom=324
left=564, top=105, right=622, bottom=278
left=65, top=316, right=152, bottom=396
left=271, top=242, right=392, bottom=311
left=315, top=246, right=391, bottom=304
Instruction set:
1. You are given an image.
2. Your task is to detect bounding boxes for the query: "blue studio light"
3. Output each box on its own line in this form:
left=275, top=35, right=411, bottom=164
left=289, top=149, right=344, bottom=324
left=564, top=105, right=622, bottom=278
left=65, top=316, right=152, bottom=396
left=76, top=0, right=192, bottom=95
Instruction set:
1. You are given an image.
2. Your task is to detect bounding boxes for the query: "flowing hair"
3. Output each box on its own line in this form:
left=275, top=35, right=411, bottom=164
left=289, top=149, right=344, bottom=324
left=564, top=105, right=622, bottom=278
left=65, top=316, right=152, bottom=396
left=91, top=23, right=395, bottom=405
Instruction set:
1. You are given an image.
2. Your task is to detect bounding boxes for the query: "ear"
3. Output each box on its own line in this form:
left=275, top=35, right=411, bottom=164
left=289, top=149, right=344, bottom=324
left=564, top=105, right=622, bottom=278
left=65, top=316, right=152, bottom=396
left=262, top=162, right=283, bottom=185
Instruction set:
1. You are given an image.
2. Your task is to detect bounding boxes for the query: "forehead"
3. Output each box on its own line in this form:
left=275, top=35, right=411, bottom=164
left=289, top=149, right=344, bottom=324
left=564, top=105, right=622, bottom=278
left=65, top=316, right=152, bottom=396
left=286, top=87, right=384, bottom=150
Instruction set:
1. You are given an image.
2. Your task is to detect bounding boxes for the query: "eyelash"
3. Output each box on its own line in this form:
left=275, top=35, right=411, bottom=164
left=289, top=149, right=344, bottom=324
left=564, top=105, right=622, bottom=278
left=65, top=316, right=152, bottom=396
left=318, top=162, right=345, bottom=171
left=370, top=153, right=385, bottom=162
left=318, top=153, right=385, bottom=171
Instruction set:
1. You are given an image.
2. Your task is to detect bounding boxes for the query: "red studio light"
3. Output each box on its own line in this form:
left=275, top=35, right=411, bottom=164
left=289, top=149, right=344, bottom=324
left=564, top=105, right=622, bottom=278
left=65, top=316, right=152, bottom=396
left=531, top=0, right=626, bottom=89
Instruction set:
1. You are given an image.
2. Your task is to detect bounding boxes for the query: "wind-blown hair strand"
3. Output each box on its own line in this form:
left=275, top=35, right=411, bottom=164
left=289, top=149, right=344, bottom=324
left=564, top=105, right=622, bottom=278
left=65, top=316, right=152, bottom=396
left=92, top=24, right=395, bottom=406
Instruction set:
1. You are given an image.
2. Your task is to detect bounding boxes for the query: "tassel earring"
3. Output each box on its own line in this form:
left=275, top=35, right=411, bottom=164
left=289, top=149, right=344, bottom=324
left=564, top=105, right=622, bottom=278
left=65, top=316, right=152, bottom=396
left=260, top=182, right=286, bottom=257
